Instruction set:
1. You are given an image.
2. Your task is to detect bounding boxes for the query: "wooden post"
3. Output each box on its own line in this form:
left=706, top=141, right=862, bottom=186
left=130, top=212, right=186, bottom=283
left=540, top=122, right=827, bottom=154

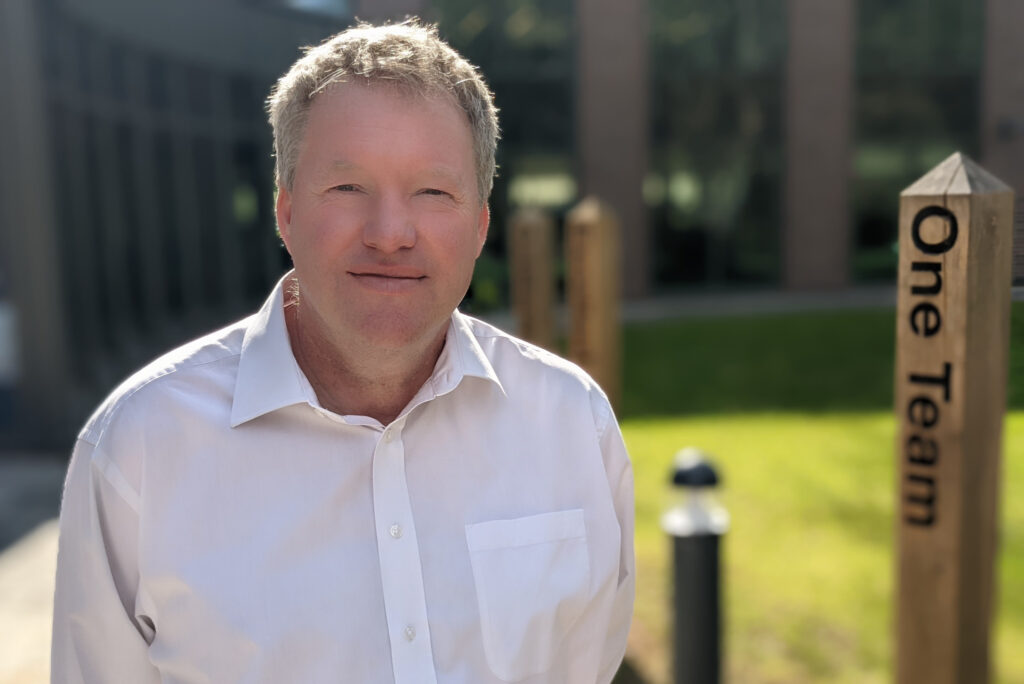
left=895, top=152, right=1013, bottom=684
left=508, top=207, right=556, bottom=350
left=566, top=197, right=621, bottom=408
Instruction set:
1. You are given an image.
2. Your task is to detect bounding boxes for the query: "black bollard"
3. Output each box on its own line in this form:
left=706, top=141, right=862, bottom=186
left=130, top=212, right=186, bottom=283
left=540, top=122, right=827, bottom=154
left=661, top=447, right=728, bottom=684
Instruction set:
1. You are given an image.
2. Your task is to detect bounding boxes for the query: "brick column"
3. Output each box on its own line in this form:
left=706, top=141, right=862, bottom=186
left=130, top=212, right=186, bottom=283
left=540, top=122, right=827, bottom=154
left=783, top=0, right=855, bottom=290
left=981, top=0, right=1024, bottom=283
left=577, top=0, right=650, bottom=298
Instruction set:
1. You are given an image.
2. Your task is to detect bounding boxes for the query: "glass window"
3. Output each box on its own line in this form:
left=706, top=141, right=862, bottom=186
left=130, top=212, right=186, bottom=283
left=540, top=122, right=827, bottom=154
left=853, top=0, right=984, bottom=281
left=649, top=0, right=786, bottom=288
left=431, top=0, right=575, bottom=310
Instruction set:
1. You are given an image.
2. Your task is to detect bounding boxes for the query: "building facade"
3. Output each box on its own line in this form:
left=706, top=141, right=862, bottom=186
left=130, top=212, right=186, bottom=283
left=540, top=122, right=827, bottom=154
left=1, top=0, right=1020, bottom=447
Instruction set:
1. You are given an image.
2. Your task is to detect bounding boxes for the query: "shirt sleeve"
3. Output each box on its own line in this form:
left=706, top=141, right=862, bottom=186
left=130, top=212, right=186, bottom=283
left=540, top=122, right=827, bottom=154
left=51, top=438, right=160, bottom=684
left=593, top=399, right=636, bottom=684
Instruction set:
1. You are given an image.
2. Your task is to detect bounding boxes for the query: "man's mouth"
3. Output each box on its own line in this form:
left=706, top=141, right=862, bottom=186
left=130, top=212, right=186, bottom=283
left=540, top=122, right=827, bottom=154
left=349, top=266, right=425, bottom=279
left=348, top=268, right=427, bottom=292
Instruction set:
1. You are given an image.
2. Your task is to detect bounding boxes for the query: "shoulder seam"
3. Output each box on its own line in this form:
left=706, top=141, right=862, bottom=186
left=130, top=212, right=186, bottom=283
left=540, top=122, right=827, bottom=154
left=84, top=350, right=241, bottom=442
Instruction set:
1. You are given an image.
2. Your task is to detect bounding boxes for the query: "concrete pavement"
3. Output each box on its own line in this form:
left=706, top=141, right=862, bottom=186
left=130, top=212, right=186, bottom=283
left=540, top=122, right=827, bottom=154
left=0, top=456, right=64, bottom=684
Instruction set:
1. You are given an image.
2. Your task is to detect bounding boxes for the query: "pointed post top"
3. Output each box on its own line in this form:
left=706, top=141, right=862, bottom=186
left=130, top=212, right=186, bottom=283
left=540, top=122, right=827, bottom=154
left=902, top=152, right=1012, bottom=197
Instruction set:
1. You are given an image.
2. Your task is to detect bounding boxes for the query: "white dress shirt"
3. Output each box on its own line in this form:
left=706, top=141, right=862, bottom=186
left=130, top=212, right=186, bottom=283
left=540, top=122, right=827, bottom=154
left=51, top=275, right=634, bottom=684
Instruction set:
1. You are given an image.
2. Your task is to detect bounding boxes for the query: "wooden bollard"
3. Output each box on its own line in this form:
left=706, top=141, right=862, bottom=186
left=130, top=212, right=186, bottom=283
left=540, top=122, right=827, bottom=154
left=508, top=207, right=556, bottom=350
left=566, top=196, right=621, bottom=408
left=895, top=152, right=1014, bottom=684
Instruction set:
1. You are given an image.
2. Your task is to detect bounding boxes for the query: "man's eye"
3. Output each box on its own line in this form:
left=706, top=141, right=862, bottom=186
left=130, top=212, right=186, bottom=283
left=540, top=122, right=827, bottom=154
left=420, top=188, right=451, bottom=197
left=333, top=184, right=359, bottom=192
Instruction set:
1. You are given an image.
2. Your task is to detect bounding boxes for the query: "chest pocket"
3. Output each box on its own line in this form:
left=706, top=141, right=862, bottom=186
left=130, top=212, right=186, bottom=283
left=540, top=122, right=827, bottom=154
left=465, top=509, right=591, bottom=681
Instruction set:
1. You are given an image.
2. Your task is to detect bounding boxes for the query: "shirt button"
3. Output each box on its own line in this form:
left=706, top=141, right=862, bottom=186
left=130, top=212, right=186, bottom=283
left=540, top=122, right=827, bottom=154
left=389, top=524, right=403, bottom=539
left=404, top=625, right=416, bottom=642
left=384, top=430, right=394, bottom=443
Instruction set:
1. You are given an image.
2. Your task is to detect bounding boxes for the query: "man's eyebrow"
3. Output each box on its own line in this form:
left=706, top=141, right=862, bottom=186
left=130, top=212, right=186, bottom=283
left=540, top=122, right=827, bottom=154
left=310, top=161, right=361, bottom=184
left=320, top=162, right=467, bottom=188
left=419, top=166, right=466, bottom=186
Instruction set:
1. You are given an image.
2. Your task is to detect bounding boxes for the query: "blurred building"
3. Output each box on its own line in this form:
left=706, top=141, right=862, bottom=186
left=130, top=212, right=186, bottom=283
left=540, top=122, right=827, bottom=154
left=1, top=0, right=1021, bottom=448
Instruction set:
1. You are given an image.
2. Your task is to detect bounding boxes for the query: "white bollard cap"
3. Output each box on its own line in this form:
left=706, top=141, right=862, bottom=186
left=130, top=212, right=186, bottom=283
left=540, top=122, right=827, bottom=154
left=661, top=447, right=729, bottom=536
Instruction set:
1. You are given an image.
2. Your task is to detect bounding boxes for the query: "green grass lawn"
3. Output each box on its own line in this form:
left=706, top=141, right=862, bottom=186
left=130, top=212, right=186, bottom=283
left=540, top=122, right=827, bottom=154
left=618, top=302, right=1024, bottom=684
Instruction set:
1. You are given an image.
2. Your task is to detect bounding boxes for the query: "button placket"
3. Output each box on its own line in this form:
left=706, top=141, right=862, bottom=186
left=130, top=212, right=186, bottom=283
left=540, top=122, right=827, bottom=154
left=370, top=426, right=437, bottom=683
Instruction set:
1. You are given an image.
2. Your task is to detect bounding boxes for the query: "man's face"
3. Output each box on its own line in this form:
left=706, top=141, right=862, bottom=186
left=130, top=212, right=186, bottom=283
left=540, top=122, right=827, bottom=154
left=276, top=83, right=489, bottom=353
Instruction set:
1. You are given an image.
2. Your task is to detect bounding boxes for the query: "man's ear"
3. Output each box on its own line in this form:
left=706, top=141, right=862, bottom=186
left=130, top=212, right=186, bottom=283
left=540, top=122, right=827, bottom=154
left=475, top=202, right=490, bottom=258
left=276, top=186, right=293, bottom=253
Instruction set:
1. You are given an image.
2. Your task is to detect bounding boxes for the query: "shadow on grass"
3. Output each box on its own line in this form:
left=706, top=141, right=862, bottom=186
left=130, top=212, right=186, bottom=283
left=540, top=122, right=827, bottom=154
left=621, top=303, right=1024, bottom=419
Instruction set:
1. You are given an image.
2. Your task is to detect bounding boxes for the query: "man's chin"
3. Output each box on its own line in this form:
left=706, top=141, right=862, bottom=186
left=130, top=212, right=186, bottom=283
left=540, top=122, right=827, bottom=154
left=343, top=310, right=447, bottom=354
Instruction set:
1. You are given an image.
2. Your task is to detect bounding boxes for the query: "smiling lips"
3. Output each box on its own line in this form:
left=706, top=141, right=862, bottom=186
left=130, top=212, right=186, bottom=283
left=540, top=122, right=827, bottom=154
left=348, top=267, right=427, bottom=294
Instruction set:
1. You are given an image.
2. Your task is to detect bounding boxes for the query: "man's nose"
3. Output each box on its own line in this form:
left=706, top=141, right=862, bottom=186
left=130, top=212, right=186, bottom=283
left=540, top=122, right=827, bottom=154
left=363, top=194, right=416, bottom=253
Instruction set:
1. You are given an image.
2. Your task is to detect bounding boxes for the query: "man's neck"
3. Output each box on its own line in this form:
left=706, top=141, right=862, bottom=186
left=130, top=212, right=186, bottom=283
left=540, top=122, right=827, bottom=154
left=284, top=289, right=446, bottom=426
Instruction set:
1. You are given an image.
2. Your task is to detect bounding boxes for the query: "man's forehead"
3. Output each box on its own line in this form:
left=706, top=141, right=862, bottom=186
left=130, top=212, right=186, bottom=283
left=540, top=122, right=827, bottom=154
left=306, top=82, right=471, bottom=142
left=325, top=159, right=467, bottom=181
left=315, top=78, right=460, bottom=114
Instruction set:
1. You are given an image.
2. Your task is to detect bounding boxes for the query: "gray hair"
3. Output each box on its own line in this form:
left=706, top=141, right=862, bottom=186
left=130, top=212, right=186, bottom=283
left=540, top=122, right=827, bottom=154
left=267, top=20, right=499, bottom=200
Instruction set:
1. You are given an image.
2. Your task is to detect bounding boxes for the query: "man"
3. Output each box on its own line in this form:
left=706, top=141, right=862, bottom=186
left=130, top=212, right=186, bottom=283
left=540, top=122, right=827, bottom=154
left=52, top=21, right=634, bottom=684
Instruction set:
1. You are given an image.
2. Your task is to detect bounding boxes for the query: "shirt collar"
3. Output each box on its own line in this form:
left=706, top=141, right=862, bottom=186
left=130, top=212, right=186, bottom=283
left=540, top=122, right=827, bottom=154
left=230, top=274, right=309, bottom=427
left=441, top=311, right=505, bottom=396
left=231, top=275, right=504, bottom=427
